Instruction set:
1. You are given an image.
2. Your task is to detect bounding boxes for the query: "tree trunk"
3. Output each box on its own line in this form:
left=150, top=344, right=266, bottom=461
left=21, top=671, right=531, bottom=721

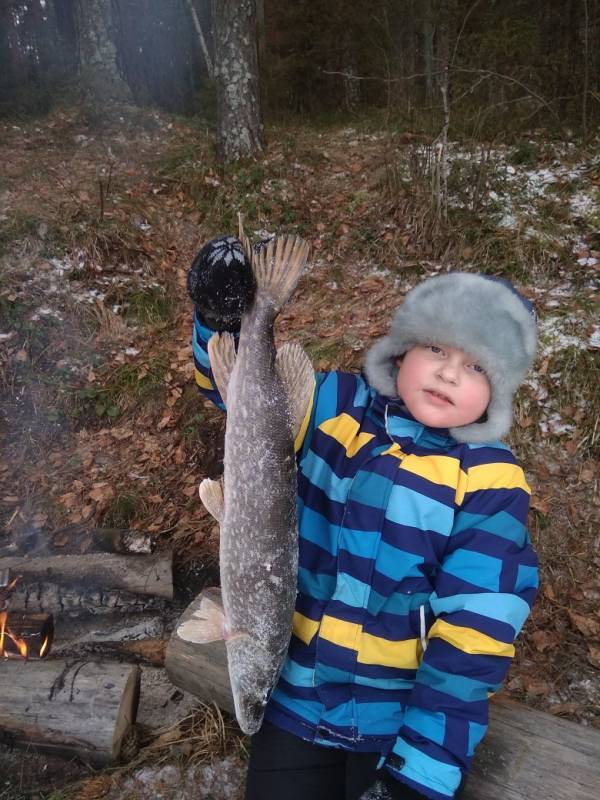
left=76, top=0, right=131, bottom=104
left=422, top=0, right=435, bottom=101
left=212, top=0, right=264, bottom=162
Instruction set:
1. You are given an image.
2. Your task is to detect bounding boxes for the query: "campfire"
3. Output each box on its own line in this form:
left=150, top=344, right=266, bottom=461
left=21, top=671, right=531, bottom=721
left=0, top=571, right=53, bottom=658
left=0, top=526, right=175, bottom=766
left=0, top=610, right=53, bottom=659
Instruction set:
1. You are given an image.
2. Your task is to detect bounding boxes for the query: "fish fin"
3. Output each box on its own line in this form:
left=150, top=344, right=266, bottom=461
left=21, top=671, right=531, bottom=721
left=208, top=332, right=236, bottom=406
left=199, top=477, right=225, bottom=522
left=250, top=234, right=310, bottom=311
left=276, top=342, right=316, bottom=442
left=176, top=595, right=226, bottom=644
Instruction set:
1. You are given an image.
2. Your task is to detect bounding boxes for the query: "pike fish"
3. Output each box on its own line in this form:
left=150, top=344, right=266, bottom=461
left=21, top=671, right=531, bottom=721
left=178, top=232, right=314, bottom=735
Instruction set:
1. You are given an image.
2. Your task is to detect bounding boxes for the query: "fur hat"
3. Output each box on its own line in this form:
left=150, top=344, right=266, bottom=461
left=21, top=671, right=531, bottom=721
left=363, top=272, right=537, bottom=443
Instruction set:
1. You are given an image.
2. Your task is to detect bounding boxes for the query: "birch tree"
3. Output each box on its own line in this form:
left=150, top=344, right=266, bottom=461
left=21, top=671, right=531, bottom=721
left=77, top=0, right=131, bottom=104
left=212, top=0, right=264, bottom=162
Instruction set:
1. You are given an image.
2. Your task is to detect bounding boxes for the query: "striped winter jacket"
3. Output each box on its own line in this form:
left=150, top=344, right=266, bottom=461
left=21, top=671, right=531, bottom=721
left=192, top=311, right=539, bottom=800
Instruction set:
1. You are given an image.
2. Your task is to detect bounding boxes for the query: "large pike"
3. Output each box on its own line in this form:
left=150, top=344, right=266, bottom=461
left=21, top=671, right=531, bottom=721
left=178, top=232, right=314, bottom=734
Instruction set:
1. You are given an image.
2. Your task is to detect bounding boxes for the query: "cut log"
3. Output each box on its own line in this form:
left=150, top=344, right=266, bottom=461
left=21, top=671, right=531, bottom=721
left=165, top=586, right=234, bottom=715
left=0, top=526, right=154, bottom=558
left=0, top=660, right=140, bottom=765
left=50, top=611, right=166, bottom=664
left=167, top=589, right=600, bottom=800
left=0, top=550, right=173, bottom=613
left=0, top=611, right=53, bottom=658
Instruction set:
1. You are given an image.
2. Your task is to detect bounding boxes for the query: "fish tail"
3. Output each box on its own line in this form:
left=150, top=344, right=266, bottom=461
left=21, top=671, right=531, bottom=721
left=241, top=228, right=310, bottom=312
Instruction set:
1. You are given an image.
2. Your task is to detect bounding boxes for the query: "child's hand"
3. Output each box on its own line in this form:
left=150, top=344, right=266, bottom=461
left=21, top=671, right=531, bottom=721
left=187, top=235, right=255, bottom=332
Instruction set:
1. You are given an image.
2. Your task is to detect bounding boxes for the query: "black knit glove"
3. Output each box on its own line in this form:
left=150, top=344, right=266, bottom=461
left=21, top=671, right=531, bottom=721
left=187, top=235, right=256, bottom=332
left=359, top=773, right=428, bottom=800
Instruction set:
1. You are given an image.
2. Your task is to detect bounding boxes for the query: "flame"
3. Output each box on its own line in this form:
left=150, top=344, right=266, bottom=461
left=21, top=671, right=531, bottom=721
left=39, top=635, right=49, bottom=658
left=0, top=610, right=29, bottom=659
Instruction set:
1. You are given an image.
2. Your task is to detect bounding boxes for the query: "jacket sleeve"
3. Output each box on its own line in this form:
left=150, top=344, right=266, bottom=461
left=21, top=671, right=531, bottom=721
left=384, top=457, right=539, bottom=800
left=192, top=307, right=230, bottom=410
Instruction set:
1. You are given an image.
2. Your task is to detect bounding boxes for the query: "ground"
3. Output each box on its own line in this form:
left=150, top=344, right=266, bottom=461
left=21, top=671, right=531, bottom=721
left=0, top=104, right=599, bottom=798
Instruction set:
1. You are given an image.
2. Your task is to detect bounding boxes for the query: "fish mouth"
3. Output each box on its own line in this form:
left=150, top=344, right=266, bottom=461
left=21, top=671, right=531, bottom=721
left=423, top=388, right=454, bottom=405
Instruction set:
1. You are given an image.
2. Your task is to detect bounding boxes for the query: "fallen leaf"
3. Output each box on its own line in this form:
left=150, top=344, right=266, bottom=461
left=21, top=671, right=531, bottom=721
left=531, top=629, right=561, bottom=652
left=521, top=675, right=551, bottom=695
left=59, top=492, right=78, bottom=509
left=568, top=610, right=600, bottom=637
left=587, top=641, right=600, bottom=669
left=548, top=702, right=581, bottom=716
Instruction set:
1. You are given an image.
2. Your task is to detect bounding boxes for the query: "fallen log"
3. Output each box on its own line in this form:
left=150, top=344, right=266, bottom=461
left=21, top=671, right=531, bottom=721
left=0, top=660, right=140, bottom=765
left=0, top=550, right=173, bottom=613
left=167, top=589, right=600, bottom=800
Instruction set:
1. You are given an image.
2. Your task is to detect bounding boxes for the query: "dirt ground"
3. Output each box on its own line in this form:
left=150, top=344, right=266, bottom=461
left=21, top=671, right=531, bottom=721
left=1, top=104, right=599, bottom=797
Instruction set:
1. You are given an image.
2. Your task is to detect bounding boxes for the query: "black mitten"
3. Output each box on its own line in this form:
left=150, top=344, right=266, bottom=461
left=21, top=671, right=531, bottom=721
left=187, top=235, right=256, bottom=332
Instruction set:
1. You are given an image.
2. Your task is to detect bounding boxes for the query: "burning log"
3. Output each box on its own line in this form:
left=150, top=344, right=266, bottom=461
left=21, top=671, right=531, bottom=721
left=165, top=586, right=234, bottom=715
left=0, top=611, right=53, bottom=658
left=0, top=660, right=140, bottom=765
left=0, top=551, right=173, bottom=614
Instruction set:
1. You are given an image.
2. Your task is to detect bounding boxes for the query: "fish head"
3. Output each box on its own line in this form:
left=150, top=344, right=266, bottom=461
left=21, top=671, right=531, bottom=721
left=227, top=636, right=277, bottom=735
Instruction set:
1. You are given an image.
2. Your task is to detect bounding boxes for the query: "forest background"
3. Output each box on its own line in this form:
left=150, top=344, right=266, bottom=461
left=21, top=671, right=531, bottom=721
left=1, top=1, right=599, bottom=799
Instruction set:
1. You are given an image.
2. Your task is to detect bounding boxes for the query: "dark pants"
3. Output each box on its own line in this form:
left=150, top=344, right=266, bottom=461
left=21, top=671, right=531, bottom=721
left=245, top=722, right=398, bottom=800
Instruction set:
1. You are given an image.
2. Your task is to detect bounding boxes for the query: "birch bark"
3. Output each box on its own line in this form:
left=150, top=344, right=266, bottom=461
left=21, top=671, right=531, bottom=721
left=212, top=0, right=264, bottom=162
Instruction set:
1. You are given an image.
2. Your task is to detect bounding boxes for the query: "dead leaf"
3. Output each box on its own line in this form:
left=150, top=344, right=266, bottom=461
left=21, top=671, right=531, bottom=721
left=587, top=642, right=600, bottom=669
left=531, top=629, right=561, bottom=652
left=158, top=414, right=172, bottom=430
left=548, top=702, right=581, bottom=716
left=568, top=610, right=600, bottom=637
left=88, top=484, right=115, bottom=504
left=59, top=491, right=78, bottom=509
left=530, top=494, right=551, bottom=514
left=14, top=349, right=28, bottom=362
left=521, top=675, right=551, bottom=695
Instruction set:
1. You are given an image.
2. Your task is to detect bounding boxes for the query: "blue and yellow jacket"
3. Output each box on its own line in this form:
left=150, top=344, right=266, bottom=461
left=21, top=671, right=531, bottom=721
left=193, top=311, right=538, bottom=800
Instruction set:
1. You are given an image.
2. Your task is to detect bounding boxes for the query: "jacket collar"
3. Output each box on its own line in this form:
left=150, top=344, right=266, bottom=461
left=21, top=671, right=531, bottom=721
left=370, top=390, right=455, bottom=449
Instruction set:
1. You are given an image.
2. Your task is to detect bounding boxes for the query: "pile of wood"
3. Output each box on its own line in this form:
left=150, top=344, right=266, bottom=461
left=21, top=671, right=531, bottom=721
left=0, top=526, right=174, bottom=766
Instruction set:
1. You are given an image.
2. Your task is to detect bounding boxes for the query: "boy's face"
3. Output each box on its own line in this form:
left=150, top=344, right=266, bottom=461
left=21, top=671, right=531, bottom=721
left=395, top=344, right=491, bottom=430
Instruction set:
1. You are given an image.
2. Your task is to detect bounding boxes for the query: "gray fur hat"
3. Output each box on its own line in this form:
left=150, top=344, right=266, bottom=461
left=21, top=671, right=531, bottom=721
left=363, top=272, right=537, bottom=443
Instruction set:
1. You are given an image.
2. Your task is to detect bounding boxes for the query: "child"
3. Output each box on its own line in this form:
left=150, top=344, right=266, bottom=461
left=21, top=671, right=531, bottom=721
left=188, top=238, right=539, bottom=800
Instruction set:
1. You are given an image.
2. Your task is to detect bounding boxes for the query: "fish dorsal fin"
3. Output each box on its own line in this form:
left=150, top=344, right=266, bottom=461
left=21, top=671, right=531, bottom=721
left=177, top=593, right=226, bottom=644
left=276, top=342, right=315, bottom=442
left=208, top=332, right=236, bottom=407
left=199, top=477, right=224, bottom=522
